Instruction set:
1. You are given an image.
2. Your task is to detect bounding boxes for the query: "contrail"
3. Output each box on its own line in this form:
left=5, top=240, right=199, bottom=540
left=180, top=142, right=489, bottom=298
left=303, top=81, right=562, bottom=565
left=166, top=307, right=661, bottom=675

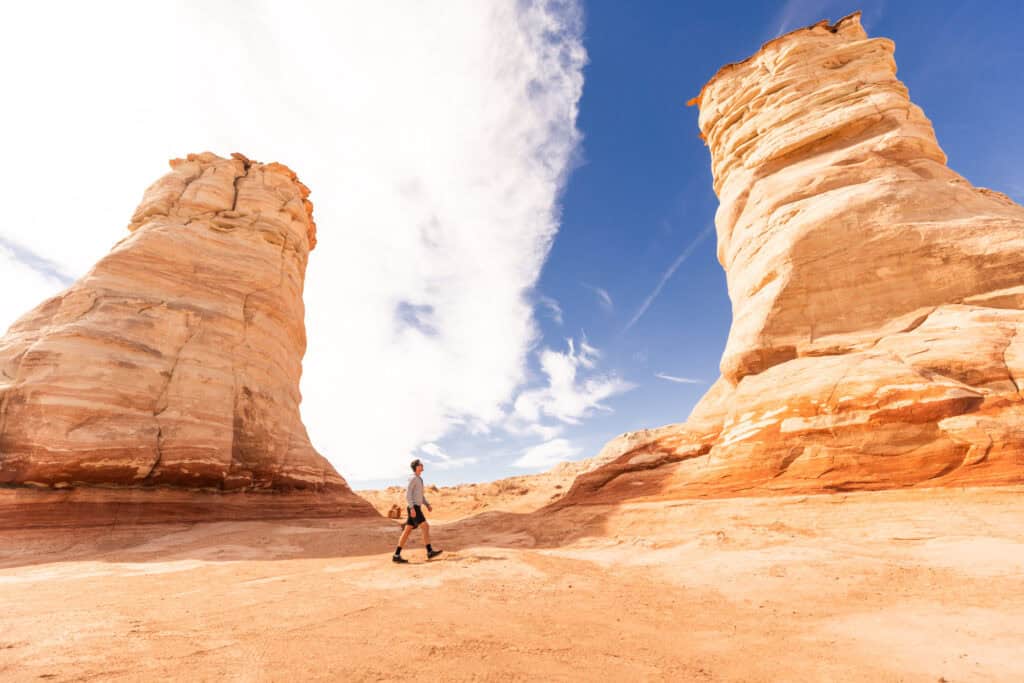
left=655, top=373, right=703, bottom=384
left=623, top=224, right=714, bottom=333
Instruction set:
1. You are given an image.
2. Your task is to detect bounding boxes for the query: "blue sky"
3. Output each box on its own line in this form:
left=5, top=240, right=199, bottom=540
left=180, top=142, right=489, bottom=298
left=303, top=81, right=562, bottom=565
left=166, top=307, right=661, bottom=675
left=413, top=0, right=1024, bottom=487
left=1, top=2, right=1021, bottom=488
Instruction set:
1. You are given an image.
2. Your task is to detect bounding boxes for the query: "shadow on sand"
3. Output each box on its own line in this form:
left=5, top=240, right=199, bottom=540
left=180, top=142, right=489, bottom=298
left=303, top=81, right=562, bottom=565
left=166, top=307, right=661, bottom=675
left=0, top=446, right=698, bottom=571
left=0, top=501, right=629, bottom=571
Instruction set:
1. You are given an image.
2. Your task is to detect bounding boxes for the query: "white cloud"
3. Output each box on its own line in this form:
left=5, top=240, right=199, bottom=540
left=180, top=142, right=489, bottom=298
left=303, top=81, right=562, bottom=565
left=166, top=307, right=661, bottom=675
left=420, top=443, right=478, bottom=471
left=0, top=1, right=586, bottom=483
left=513, top=438, right=581, bottom=469
left=538, top=295, right=564, bottom=325
left=512, top=337, right=634, bottom=427
left=655, top=373, right=703, bottom=384
left=584, top=284, right=614, bottom=312
left=504, top=420, right=564, bottom=442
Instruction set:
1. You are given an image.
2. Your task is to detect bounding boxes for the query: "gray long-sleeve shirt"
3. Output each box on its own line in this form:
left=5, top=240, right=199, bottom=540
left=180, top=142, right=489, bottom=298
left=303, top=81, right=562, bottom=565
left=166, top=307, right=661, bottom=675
left=406, top=474, right=430, bottom=509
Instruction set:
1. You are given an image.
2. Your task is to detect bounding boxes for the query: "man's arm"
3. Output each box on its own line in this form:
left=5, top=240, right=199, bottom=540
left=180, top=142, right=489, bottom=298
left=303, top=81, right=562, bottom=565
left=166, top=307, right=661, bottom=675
left=405, top=479, right=416, bottom=508
left=415, top=476, right=431, bottom=510
left=420, top=478, right=431, bottom=510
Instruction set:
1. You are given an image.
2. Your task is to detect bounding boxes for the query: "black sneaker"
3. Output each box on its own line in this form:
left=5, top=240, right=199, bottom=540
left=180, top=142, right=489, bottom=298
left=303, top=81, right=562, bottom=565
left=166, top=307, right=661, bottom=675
left=427, top=549, right=443, bottom=560
left=392, top=554, right=409, bottom=564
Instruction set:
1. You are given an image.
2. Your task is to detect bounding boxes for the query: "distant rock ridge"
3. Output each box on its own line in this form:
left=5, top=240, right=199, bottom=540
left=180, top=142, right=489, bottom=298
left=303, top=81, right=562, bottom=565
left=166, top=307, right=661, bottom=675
left=0, top=152, right=375, bottom=523
left=557, top=13, right=1024, bottom=505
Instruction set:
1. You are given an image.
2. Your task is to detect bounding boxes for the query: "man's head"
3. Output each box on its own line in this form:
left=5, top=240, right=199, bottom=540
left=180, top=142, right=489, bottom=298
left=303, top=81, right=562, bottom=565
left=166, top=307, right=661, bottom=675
left=410, top=458, right=424, bottom=475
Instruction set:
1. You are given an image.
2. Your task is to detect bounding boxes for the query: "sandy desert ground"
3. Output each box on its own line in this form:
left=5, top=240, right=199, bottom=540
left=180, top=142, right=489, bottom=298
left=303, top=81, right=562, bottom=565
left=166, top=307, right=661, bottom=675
left=2, top=485, right=1023, bottom=682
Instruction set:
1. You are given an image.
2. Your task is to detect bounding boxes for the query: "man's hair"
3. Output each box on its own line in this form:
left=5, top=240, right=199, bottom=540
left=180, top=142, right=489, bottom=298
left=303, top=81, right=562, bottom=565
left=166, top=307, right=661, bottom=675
left=410, top=458, right=422, bottom=472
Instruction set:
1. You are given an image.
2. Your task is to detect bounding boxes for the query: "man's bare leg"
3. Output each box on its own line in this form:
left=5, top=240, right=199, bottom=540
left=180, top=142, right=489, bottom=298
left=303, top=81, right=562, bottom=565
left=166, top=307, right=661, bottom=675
left=392, top=524, right=414, bottom=563
left=421, top=522, right=442, bottom=559
left=397, top=524, right=413, bottom=548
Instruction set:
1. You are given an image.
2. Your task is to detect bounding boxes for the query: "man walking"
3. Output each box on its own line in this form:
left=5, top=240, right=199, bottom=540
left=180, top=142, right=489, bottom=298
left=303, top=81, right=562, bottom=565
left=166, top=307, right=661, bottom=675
left=393, top=459, right=442, bottom=563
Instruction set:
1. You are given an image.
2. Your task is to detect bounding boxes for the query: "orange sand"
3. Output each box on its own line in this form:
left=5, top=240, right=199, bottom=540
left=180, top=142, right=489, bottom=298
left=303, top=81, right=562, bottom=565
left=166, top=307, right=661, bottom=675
left=2, top=486, right=1023, bottom=681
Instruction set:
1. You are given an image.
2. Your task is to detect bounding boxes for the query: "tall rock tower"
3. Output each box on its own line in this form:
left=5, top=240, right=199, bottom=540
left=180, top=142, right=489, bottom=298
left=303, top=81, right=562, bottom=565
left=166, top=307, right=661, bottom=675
left=559, top=13, right=1024, bottom=505
left=0, top=152, right=375, bottom=523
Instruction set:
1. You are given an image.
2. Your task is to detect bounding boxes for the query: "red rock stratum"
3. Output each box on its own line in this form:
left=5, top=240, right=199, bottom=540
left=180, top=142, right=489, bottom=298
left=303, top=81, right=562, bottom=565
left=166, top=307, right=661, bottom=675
left=0, top=152, right=375, bottom=524
left=559, top=13, right=1024, bottom=505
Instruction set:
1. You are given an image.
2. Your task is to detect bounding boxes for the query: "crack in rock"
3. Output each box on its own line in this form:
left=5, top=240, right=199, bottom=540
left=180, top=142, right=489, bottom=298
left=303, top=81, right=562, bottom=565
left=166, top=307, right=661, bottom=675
left=142, top=425, right=164, bottom=483
left=144, top=316, right=202, bottom=483
left=227, top=236, right=290, bottom=486
left=1000, top=326, right=1020, bottom=395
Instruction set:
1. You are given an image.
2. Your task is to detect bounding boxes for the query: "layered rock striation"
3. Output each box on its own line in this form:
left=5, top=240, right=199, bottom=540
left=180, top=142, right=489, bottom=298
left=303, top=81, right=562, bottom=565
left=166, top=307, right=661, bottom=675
left=0, top=152, right=375, bottom=523
left=559, top=13, right=1024, bottom=505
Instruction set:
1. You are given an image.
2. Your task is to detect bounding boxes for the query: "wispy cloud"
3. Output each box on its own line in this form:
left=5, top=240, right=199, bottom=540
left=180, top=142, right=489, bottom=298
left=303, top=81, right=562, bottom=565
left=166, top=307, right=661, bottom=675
left=655, top=373, right=703, bottom=384
left=583, top=283, right=614, bottom=312
left=521, top=423, right=565, bottom=441
left=770, top=0, right=885, bottom=38
left=420, top=442, right=478, bottom=470
left=512, top=438, right=581, bottom=469
left=0, top=239, right=75, bottom=333
left=511, top=336, right=634, bottom=428
left=624, top=224, right=714, bottom=333
left=538, top=294, right=563, bottom=325
left=0, top=1, right=588, bottom=483
left=0, top=236, right=76, bottom=286
left=772, top=0, right=835, bottom=36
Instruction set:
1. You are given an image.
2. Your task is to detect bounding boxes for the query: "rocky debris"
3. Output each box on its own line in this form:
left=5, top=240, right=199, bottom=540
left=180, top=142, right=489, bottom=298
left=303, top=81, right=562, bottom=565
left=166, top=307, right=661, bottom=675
left=358, top=459, right=604, bottom=520
left=558, top=13, right=1024, bottom=505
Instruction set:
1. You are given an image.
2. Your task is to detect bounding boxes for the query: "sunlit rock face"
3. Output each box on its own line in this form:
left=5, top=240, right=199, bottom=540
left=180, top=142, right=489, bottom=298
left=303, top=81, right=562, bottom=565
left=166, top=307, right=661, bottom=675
left=0, top=152, right=374, bottom=518
left=558, top=13, right=1024, bottom=505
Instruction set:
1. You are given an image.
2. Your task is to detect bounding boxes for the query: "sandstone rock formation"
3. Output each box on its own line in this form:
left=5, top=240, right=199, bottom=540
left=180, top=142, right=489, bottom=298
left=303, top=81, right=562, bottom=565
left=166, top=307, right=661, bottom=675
left=559, top=13, right=1024, bottom=505
left=0, top=152, right=375, bottom=523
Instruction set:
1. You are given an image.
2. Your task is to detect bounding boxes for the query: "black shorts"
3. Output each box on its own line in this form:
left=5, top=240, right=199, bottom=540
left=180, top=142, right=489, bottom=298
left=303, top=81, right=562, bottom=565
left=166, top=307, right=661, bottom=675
left=405, top=505, right=426, bottom=528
